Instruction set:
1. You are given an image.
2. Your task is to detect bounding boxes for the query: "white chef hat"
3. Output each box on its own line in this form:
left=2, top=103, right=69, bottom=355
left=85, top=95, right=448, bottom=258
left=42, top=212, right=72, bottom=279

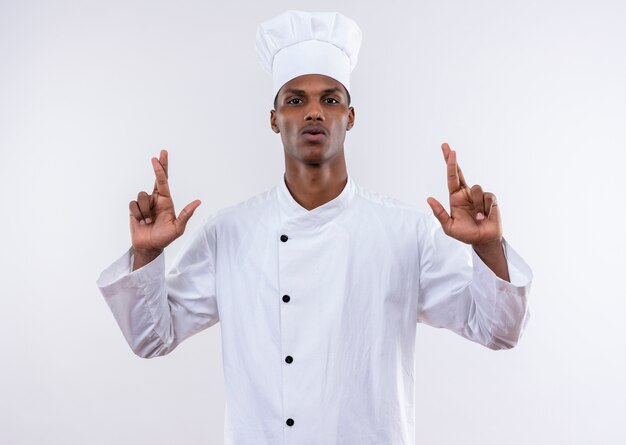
left=255, top=10, right=362, bottom=102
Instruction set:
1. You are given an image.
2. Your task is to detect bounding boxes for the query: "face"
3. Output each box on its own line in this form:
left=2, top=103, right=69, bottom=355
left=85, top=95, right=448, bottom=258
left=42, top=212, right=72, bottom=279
left=270, top=74, right=355, bottom=167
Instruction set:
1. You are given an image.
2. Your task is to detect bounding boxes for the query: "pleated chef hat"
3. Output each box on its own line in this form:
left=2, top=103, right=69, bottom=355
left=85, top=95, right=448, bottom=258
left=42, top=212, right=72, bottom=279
left=255, top=10, right=362, bottom=102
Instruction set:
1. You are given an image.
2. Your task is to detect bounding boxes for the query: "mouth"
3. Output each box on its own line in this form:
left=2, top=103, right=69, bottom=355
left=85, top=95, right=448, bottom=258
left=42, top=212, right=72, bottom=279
left=301, top=126, right=327, bottom=142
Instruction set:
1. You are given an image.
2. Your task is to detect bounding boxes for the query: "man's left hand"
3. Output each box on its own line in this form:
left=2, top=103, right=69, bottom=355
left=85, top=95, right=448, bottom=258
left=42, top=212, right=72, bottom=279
left=427, top=142, right=510, bottom=281
left=426, top=142, right=503, bottom=249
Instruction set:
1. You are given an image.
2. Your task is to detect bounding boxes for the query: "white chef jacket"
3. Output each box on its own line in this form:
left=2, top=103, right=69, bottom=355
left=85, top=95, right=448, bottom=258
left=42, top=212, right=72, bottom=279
left=96, top=174, right=532, bottom=445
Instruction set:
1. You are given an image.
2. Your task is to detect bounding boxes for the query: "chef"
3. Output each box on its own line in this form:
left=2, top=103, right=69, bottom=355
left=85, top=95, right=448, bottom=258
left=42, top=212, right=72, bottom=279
left=97, top=10, right=533, bottom=445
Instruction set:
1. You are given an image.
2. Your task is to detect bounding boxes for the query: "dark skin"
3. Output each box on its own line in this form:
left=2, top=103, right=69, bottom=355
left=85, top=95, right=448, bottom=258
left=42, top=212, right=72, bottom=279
left=129, top=73, right=509, bottom=281
left=270, top=74, right=355, bottom=211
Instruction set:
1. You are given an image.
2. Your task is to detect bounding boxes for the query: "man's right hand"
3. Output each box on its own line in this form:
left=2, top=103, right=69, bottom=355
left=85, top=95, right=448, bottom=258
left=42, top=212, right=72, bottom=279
left=129, top=149, right=201, bottom=268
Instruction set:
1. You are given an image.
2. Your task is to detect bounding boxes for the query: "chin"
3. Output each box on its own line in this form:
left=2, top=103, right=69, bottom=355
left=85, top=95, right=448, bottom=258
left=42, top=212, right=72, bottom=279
left=297, top=145, right=328, bottom=160
left=285, top=143, right=340, bottom=165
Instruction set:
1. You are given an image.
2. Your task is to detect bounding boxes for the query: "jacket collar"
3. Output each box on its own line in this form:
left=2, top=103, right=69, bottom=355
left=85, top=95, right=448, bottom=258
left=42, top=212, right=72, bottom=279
left=276, top=173, right=356, bottom=226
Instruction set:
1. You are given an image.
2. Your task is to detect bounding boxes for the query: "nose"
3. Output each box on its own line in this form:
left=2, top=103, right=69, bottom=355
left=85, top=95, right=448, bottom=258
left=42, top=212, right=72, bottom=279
left=304, top=102, right=324, bottom=121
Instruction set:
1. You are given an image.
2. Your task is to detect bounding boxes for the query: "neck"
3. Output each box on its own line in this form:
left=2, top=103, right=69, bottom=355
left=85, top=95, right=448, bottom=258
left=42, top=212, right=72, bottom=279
left=283, top=155, right=348, bottom=211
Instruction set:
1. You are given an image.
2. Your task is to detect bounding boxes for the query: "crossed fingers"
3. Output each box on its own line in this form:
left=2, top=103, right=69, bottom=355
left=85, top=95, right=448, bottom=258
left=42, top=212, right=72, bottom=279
left=442, top=142, right=467, bottom=192
left=129, top=149, right=170, bottom=224
left=152, top=150, right=168, bottom=195
left=441, top=142, right=497, bottom=220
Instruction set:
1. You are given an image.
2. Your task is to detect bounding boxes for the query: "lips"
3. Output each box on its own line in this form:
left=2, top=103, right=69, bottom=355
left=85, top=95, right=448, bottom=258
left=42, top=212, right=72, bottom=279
left=301, top=125, right=327, bottom=136
left=300, top=125, right=327, bottom=142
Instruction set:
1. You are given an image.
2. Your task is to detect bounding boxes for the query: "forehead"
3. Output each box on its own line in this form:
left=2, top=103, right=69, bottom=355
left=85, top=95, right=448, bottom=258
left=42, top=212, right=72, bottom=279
left=278, top=74, right=348, bottom=97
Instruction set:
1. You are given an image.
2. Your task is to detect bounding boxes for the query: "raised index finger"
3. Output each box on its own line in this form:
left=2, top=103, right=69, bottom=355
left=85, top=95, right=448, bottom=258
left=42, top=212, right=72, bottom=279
left=151, top=157, right=171, bottom=198
left=441, top=142, right=468, bottom=190
left=152, top=150, right=168, bottom=195
left=159, top=149, right=168, bottom=178
left=444, top=147, right=461, bottom=193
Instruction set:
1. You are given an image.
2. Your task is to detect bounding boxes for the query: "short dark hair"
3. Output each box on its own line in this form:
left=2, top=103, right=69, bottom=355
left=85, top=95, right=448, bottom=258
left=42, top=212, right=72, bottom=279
left=273, top=86, right=352, bottom=110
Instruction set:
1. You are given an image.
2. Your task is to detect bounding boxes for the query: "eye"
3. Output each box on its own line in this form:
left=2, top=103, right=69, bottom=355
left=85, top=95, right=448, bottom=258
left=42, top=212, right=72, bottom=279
left=287, top=98, right=302, bottom=104
left=324, top=97, right=340, bottom=104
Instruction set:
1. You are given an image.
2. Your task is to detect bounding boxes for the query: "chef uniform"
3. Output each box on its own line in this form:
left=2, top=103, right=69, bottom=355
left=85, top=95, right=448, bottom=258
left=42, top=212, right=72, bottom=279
left=96, top=10, right=533, bottom=445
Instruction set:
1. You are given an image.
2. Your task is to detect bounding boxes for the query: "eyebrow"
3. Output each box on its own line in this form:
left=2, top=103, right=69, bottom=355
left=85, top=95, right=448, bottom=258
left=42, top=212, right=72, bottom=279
left=283, top=88, right=344, bottom=96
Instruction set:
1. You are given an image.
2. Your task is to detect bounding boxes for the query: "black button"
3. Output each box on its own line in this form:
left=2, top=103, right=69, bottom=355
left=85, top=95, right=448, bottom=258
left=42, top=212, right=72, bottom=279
left=285, top=355, right=293, bottom=364
left=280, top=234, right=288, bottom=242
left=282, top=295, right=290, bottom=303
left=286, top=418, right=294, bottom=426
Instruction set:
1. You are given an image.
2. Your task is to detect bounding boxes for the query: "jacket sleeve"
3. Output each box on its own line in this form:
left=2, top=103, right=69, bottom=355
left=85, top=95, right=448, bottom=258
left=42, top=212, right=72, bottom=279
left=416, top=213, right=533, bottom=350
left=96, top=219, right=219, bottom=358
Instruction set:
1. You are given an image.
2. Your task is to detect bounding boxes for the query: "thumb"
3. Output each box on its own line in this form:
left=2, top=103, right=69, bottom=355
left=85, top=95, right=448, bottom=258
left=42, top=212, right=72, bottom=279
left=175, top=199, right=202, bottom=234
left=427, top=197, right=451, bottom=234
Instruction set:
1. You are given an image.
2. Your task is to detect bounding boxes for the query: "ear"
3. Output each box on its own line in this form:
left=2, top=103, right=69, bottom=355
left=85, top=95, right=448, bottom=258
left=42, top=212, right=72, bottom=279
left=346, top=106, right=355, bottom=131
left=270, top=109, right=280, bottom=133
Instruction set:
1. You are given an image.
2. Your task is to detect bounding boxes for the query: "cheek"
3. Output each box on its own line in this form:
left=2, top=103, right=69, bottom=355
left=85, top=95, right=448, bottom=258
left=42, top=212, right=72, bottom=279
left=276, top=117, right=297, bottom=134
left=331, top=117, right=350, bottom=134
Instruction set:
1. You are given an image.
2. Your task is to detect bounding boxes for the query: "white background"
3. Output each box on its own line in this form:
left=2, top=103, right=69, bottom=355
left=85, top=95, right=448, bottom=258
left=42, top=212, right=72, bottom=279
left=1, top=0, right=624, bottom=444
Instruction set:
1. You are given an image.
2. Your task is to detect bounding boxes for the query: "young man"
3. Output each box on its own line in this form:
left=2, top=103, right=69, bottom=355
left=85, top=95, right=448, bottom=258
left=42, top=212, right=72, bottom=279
left=97, top=10, right=532, bottom=445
